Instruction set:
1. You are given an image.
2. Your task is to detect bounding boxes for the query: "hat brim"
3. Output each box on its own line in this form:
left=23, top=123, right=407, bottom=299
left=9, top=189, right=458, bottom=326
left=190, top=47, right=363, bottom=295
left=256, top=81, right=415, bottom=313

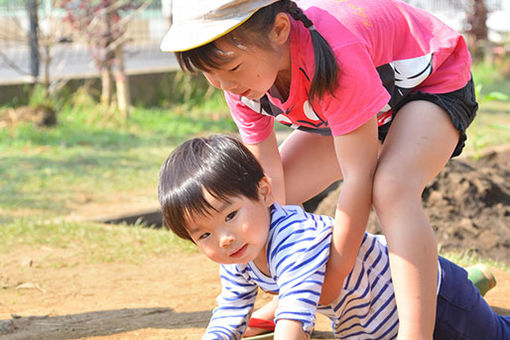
left=160, top=14, right=252, bottom=52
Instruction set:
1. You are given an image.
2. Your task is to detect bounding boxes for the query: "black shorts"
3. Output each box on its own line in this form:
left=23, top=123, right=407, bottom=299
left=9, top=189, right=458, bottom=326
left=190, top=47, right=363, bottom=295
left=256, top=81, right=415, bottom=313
left=378, top=78, right=478, bottom=157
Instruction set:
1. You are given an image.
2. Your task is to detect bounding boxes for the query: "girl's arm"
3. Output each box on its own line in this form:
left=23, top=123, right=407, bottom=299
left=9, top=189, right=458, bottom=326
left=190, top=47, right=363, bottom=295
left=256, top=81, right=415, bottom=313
left=245, top=130, right=286, bottom=204
left=320, top=116, right=379, bottom=304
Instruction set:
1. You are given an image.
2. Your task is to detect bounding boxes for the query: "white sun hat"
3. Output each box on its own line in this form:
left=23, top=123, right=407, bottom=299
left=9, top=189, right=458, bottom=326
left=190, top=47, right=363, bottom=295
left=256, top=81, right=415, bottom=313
left=160, top=0, right=280, bottom=52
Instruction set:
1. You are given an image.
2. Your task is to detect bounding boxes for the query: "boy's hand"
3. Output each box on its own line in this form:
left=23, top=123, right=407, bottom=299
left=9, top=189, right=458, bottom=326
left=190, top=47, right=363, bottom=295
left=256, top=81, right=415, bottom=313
left=274, top=319, right=310, bottom=340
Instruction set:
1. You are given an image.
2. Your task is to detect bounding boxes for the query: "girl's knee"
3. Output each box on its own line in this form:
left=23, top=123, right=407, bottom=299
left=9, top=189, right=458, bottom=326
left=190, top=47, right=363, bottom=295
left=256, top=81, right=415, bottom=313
left=372, top=170, right=422, bottom=213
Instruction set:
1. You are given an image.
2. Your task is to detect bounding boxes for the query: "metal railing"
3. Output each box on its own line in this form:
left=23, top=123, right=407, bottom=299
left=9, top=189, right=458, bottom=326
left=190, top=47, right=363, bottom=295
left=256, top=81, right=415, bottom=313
left=0, top=0, right=170, bottom=83
left=0, top=0, right=506, bottom=84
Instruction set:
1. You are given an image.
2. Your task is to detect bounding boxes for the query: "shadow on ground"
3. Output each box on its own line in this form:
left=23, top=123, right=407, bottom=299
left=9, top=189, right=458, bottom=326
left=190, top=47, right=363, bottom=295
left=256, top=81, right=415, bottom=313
left=0, top=307, right=211, bottom=340
left=492, top=306, right=510, bottom=316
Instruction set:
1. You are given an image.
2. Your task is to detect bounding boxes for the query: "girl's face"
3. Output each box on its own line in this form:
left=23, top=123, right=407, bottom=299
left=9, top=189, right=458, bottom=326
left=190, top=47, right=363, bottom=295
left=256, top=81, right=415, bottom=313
left=202, top=37, right=286, bottom=100
left=185, top=178, right=274, bottom=265
left=201, top=13, right=291, bottom=100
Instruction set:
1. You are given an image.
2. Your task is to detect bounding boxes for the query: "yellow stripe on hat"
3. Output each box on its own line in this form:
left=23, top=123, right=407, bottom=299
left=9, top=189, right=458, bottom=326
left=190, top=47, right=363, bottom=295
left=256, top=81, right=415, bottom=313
left=176, top=12, right=255, bottom=52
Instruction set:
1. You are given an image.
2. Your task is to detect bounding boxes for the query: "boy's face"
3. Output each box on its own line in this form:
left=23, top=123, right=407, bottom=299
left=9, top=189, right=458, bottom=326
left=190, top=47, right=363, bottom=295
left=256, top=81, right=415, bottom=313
left=185, top=177, right=274, bottom=265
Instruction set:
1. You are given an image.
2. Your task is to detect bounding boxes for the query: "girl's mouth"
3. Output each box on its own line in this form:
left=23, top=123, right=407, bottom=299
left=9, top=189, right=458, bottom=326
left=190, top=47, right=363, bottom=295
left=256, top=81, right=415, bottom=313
left=240, top=89, right=251, bottom=97
left=230, top=244, right=248, bottom=258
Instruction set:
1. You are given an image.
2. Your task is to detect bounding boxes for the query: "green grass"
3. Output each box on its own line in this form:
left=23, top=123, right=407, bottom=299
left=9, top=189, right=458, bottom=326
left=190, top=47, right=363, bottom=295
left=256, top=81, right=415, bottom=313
left=465, top=101, right=510, bottom=157
left=0, top=101, right=236, bottom=223
left=461, top=61, right=510, bottom=157
left=472, top=61, right=510, bottom=97
left=1, top=63, right=509, bottom=267
left=0, top=218, right=197, bottom=265
left=439, top=249, right=509, bottom=271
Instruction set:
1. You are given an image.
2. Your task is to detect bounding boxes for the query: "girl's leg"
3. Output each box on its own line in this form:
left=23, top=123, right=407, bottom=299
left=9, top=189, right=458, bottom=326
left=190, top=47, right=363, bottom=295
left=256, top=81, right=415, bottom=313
left=373, top=100, right=460, bottom=339
left=279, top=130, right=343, bottom=204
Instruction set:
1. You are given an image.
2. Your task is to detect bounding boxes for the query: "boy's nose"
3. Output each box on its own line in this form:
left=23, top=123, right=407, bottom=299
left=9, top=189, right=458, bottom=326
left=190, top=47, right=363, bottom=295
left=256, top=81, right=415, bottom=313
left=219, top=233, right=235, bottom=248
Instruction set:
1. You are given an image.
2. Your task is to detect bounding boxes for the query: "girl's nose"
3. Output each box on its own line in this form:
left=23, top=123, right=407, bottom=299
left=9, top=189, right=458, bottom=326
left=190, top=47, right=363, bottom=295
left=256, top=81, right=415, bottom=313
left=218, top=79, right=236, bottom=92
left=204, top=72, right=236, bottom=92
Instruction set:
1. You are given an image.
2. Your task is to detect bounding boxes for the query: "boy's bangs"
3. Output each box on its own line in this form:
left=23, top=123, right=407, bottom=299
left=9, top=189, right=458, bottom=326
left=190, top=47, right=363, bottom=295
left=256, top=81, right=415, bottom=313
left=182, top=187, right=226, bottom=222
left=168, top=176, right=233, bottom=231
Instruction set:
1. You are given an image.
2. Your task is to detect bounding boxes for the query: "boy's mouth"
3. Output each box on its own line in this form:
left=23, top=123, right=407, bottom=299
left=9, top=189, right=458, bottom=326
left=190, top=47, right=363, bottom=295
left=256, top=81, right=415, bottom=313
left=230, top=244, right=248, bottom=258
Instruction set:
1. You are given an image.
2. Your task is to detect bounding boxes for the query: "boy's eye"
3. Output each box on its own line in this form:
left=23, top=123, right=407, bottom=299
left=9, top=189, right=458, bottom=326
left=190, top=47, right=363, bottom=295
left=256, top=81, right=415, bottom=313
left=225, top=211, right=237, bottom=222
left=199, top=232, right=210, bottom=240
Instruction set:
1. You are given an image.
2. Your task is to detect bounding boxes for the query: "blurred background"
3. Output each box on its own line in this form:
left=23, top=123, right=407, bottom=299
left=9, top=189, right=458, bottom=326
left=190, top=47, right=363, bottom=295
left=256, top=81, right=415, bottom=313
left=0, top=3, right=509, bottom=339
left=0, top=0, right=509, bottom=110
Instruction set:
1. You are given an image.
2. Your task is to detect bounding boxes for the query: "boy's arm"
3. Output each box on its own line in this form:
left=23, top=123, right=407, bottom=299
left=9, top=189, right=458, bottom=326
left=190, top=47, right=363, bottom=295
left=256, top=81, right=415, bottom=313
left=320, top=116, right=379, bottom=304
left=274, top=319, right=310, bottom=340
left=203, top=265, right=258, bottom=340
left=272, top=208, right=332, bottom=336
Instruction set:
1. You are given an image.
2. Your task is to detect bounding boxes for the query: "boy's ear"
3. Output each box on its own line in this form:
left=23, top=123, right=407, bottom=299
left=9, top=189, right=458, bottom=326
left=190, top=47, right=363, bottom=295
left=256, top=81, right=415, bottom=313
left=258, top=176, right=274, bottom=207
left=270, top=12, right=291, bottom=46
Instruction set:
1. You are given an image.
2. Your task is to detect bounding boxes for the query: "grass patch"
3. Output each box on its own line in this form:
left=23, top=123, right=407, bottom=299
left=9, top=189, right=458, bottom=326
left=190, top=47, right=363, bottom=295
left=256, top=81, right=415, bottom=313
left=0, top=103, right=236, bottom=222
left=465, top=102, right=510, bottom=156
left=1, top=63, right=509, bottom=268
left=463, top=62, right=510, bottom=157
left=0, top=218, right=197, bottom=265
left=439, top=249, right=509, bottom=272
left=472, top=61, right=510, bottom=97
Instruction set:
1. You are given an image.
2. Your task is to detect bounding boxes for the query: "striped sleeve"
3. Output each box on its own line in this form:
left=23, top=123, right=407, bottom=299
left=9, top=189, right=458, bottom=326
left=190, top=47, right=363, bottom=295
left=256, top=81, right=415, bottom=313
left=203, top=264, right=258, bottom=340
left=269, top=207, right=332, bottom=334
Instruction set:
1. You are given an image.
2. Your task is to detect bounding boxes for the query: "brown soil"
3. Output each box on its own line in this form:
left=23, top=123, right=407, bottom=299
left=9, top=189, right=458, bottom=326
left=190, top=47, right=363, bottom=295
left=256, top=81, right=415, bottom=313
left=1, top=147, right=509, bottom=339
left=315, top=145, right=510, bottom=266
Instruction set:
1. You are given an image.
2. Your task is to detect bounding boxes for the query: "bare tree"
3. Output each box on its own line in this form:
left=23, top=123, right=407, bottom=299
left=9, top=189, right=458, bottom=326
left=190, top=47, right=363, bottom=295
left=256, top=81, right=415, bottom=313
left=0, top=0, right=66, bottom=102
left=59, top=0, right=152, bottom=119
left=465, top=0, right=490, bottom=61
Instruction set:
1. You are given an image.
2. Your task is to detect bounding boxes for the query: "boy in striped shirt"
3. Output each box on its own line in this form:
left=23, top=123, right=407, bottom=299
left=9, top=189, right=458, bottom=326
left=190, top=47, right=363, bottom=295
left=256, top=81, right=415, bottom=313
left=158, top=134, right=509, bottom=340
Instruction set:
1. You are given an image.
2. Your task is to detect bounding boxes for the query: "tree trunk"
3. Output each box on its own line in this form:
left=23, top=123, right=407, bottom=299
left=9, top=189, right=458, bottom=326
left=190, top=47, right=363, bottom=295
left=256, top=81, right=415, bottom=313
left=27, top=0, right=39, bottom=83
left=114, top=43, right=130, bottom=119
left=101, top=66, right=113, bottom=107
left=465, top=0, right=489, bottom=62
left=42, top=43, right=51, bottom=99
left=100, top=1, right=116, bottom=108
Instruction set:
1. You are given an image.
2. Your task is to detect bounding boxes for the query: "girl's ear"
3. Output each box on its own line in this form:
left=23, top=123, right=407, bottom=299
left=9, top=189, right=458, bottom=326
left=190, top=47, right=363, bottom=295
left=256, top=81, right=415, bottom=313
left=270, top=12, right=291, bottom=46
left=258, top=176, right=274, bottom=207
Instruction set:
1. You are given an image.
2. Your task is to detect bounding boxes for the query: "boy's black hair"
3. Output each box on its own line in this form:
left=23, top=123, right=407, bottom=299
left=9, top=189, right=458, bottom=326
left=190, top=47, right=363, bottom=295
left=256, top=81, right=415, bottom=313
left=158, top=134, right=265, bottom=241
left=175, top=0, right=339, bottom=102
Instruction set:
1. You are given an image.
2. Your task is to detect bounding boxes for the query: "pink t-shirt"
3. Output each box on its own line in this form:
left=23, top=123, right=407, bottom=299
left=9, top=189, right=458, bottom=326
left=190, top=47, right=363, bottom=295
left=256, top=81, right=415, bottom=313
left=226, top=0, right=472, bottom=144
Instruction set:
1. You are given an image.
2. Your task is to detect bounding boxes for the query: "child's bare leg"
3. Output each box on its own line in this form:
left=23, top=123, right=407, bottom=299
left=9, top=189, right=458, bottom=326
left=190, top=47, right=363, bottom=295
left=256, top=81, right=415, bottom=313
left=373, top=100, right=460, bottom=339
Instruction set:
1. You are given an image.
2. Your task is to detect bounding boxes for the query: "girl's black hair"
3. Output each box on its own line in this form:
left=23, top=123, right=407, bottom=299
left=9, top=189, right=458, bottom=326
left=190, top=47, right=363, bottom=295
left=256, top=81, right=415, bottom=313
left=158, top=134, right=265, bottom=241
left=176, top=0, right=339, bottom=101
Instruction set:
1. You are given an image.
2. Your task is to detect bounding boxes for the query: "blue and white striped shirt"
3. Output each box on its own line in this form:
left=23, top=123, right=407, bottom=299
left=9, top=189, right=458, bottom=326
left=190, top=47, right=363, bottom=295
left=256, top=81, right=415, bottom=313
left=203, top=203, right=440, bottom=339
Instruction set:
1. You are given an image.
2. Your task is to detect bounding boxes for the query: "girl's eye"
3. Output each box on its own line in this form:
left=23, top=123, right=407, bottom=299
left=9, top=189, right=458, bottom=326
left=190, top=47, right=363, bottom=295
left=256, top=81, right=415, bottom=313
left=225, top=211, right=237, bottom=222
left=229, top=64, right=240, bottom=72
left=199, top=232, right=210, bottom=240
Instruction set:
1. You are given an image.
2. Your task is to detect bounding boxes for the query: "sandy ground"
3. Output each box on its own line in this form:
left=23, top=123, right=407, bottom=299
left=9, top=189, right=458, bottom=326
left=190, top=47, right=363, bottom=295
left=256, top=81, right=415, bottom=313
left=1, top=147, right=509, bottom=339
left=0, top=246, right=509, bottom=340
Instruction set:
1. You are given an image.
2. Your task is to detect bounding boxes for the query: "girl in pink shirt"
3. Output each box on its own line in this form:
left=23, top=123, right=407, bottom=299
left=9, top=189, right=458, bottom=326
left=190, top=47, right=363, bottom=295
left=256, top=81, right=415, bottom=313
left=161, top=0, right=478, bottom=338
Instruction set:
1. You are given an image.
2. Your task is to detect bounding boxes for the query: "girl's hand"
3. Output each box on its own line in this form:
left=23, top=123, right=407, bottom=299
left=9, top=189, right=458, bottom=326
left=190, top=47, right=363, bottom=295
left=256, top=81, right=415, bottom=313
left=245, top=130, right=286, bottom=204
left=320, top=116, right=379, bottom=304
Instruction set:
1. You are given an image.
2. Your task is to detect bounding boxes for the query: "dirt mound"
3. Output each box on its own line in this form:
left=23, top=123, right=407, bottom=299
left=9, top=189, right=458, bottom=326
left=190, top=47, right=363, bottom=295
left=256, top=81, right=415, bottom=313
left=314, top=147, right=510, bottom=265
